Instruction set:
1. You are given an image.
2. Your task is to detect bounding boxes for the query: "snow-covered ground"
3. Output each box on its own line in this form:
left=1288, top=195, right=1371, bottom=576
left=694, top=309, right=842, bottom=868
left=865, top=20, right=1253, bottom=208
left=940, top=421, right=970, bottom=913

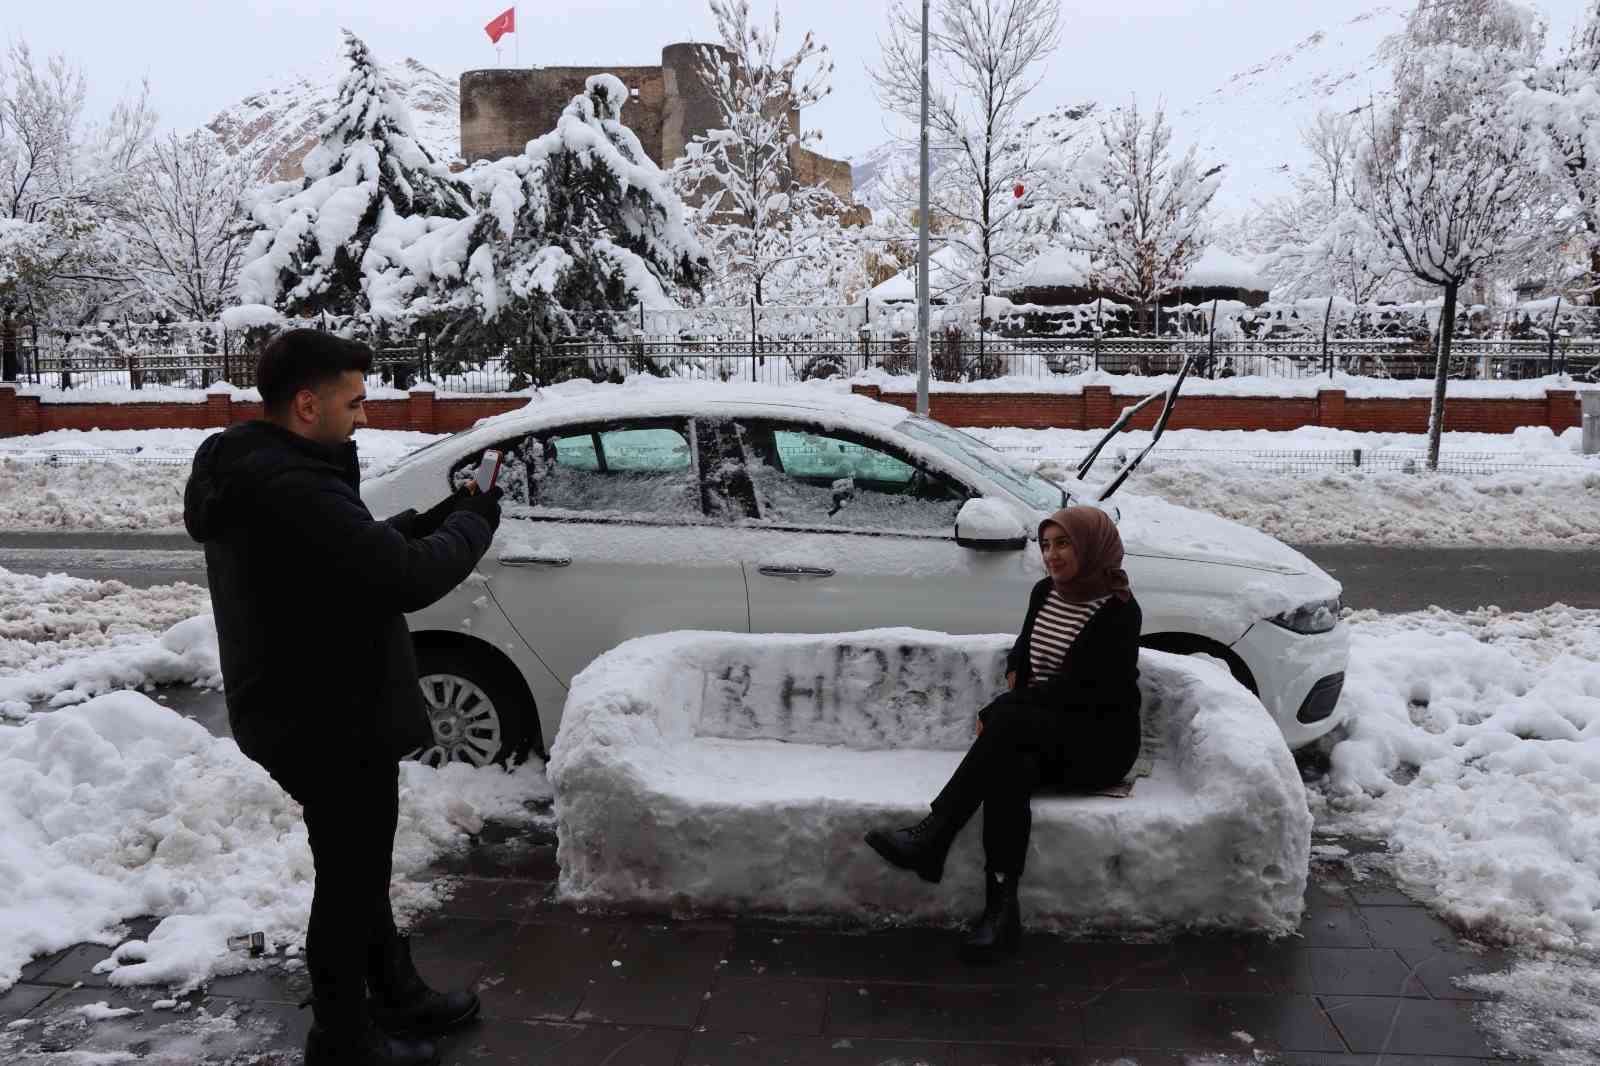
left=3, top=423, right=1596, bottom=545
left=1, top=559, right=1596, bottom=1060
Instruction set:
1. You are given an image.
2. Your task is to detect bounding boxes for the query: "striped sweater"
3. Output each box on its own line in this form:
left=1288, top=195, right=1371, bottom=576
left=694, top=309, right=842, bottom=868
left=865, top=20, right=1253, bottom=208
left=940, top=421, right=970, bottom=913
left=1027, top=591, right=1110, bottom=683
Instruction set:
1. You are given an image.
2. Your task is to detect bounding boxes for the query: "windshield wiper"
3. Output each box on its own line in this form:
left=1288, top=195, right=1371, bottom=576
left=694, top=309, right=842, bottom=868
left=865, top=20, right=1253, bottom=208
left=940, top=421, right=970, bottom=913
left=1075, top=391, right=1166, bottom=480
left=1095, top=348, right=1198, bottom=502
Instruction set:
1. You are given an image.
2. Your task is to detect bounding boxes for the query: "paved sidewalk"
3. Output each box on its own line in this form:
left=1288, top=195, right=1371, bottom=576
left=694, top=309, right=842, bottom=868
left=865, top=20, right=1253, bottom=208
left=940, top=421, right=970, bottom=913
left=0, top=813, right=1522, bottom=1066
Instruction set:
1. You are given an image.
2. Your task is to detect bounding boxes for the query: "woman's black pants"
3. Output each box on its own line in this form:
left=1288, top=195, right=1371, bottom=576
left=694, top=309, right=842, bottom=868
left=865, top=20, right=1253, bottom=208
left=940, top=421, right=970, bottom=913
left=931, top=692, right=1137, bottom=878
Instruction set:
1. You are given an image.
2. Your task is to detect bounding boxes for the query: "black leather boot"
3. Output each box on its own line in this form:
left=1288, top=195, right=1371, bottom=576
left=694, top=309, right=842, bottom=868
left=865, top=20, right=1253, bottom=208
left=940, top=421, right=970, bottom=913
left=368, top=934, right=481, bottom=1039
left=303, top=1016, right=438, bottom=1066
left=864, top=810, right=959, bottom=884
left=960, top=871, right=1021, bottom=963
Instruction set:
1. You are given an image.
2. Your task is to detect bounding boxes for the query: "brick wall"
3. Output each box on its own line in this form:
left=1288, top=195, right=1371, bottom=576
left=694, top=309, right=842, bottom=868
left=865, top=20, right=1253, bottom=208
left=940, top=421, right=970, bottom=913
left=0, top=382, right=1584, bottom=438
left=0, top=384, right=528, bottom=438
left=850, top=384, right=1585, bottom=435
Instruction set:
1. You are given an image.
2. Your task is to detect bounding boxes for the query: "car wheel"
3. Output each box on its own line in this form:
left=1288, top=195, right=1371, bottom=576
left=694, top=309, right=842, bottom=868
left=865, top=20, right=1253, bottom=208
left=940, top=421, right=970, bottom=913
left=411, top=647, right=530, bottom=768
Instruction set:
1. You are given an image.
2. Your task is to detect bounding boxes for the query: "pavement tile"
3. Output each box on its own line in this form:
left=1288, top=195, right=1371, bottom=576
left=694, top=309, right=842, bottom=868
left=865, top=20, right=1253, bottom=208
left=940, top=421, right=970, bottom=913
left=683, top=1031, right=953, bottom=1066
left=404, top=915, right=523, bottom=993
left=1342, top=872, right=1420, bottom=907
left=1361, top=908, right=1465, bottom=951
left=1274, top=1056, right=1526, bottom=1066
left=437, top=875, right=553, bottom=920
left=950, top=1043, right=1086, bottom=1065
left=1319, top=997, right=1500, bottom=1058
left=17, top=951, right=66, bottom=984
left=1285, top=948, right=1429, bottom=998
left=23, top=943, right=117, bottom=987
left=437, top=1018, right=686, bottom=1066
left=203, top=961, right=311, bottom=1003
left=1079, top=991, right=1346, bottom=1053
left=1032, top=940, right=1187, bottom=992
left=476, top=921, right=621, bottom=1022
left=1298, top=888, right=1375, bottom=948
left=571, top=925, right=731, bottom=1028
left=0, top=983, right=59, bottom=1022
left=700, top=977, right=826, bottom=1036
left=1171, top=937, right=1302, bottom=995
left=1394, top=947, right=1511, bottom=1002
left=825, top=982, right=1082, bottom=1045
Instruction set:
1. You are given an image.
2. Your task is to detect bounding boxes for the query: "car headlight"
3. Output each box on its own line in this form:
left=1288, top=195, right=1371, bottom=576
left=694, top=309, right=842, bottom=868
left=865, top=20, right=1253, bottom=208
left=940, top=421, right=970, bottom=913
left=1270, top=597, right=1343, bottom=635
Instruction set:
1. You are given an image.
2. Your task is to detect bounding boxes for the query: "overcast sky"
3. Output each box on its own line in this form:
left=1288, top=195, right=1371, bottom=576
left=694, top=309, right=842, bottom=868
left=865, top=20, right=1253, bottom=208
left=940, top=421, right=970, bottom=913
left=7, top=0, right=1589, bottom=163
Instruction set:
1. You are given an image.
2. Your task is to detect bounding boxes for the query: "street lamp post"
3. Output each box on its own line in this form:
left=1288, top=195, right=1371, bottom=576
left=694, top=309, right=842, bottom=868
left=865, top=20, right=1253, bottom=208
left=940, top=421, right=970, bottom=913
left=915, top=0, right=932, bottom=416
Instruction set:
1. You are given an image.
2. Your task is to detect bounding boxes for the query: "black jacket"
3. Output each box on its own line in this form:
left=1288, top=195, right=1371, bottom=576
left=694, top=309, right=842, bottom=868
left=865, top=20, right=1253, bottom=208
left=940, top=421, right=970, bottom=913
left=183, top=421, right=493, bottom=766
left=1004, top=579, right=1143, bottom=718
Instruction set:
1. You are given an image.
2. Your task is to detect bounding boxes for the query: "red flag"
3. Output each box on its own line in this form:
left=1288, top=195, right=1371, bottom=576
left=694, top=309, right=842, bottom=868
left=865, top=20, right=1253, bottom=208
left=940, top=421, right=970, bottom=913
left=484, top=7, right=515, bottom=43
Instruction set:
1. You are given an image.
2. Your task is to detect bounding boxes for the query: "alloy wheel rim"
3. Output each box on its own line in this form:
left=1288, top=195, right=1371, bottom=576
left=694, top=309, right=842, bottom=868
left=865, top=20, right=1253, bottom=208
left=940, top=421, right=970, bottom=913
left=412, top=673, right=502, bottom=767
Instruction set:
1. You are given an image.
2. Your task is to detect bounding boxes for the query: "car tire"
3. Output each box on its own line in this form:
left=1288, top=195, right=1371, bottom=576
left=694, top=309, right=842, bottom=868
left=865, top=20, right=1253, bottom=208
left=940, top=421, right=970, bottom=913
left=411, top=646, right=533, bottom=768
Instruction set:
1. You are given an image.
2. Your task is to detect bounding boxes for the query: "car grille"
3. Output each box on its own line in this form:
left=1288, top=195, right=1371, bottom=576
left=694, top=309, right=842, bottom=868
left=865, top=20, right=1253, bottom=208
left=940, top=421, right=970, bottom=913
left=1296, top=672, right=1345, bottom=724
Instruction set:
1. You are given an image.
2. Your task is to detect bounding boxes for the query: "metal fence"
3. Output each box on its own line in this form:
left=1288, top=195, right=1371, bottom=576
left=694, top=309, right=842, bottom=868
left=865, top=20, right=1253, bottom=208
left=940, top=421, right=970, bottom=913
left=11, top=333, right=1600, bottom=393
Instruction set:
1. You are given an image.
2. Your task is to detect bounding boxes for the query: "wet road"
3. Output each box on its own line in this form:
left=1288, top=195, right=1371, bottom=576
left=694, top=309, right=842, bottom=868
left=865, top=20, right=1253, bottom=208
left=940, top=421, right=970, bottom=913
left=0, top=532, right=1595, bottom=612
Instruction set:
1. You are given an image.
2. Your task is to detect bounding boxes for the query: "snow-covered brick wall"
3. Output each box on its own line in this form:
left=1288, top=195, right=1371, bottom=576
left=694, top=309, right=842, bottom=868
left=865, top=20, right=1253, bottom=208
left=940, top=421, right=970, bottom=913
left=549, top=629, right=1310, bottom=935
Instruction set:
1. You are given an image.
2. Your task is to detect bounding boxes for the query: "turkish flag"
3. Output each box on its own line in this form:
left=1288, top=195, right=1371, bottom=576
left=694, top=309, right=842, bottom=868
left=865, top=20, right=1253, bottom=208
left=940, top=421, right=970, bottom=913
left=484, top=7, right=515, bottom=43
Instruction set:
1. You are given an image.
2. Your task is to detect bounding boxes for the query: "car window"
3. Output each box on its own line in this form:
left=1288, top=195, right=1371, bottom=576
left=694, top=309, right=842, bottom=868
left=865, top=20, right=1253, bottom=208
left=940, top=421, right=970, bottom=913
left=449, top=437, right=537, bottom=505
left=532, top=421, right=700, bottom=519
left=736, top=421, right=966, bottom=534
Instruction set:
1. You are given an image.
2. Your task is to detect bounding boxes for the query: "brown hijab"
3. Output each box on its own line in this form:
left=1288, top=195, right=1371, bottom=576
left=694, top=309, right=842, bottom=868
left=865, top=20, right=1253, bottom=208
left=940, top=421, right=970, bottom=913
left=1038, top=506, right=1132, bottom=603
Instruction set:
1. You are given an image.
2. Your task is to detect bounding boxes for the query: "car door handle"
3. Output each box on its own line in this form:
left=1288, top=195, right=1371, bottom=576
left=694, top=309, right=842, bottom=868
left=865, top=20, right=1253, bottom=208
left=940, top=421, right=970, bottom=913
left=498, top=552, right=572, bottom=568
left=757, top=564, right=835, bottom=578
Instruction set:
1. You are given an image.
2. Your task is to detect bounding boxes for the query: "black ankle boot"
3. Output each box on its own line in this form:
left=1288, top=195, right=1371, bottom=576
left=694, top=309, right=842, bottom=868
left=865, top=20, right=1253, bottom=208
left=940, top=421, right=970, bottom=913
left=864, top=810, right=958, bottom=884
left=960, top=871, right=1021, bottom=963
left=303, top=1017, right=438, bottom=1066
left=368, top=935, right=481, bottom=1039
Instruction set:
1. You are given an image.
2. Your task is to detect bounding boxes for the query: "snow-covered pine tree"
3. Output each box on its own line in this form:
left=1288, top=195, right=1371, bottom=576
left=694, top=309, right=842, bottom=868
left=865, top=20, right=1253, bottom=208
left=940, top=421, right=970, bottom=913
left=1071, top=99, right=1221, bottom=329
left=235, top=30, right=470, bottom=322
left=408, top=74, right=707, bottom=377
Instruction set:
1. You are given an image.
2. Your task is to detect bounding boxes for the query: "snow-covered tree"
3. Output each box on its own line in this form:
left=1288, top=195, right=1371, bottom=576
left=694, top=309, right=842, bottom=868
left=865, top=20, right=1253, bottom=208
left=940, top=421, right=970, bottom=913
left=871, top=0, right=1063, bottom=297
left=1253, top=110, right=1405, bottom=303
left=0, top=39, right=155, bottom=344
left=1513, top=1, right=1600, bottom=293
left=1355, top=0, right=1550, bottom=469
left=115, top=130, right=254, bottom=320
left=1071, top=99, right=1220, bottom=321
left=235, top=30, right=470, bottom=320
left=397, top=75, right=708, bottom=373
left=670, top=0, right=857, bottom=305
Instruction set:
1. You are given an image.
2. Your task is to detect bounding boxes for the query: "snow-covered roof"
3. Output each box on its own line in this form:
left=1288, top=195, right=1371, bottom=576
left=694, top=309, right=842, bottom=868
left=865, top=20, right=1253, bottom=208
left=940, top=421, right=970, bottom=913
left=1182, top=246, right=1267, bottom=292
left=1002, top=247, right=1092, bottom=291
left=867, top=245, right=969, bottom=303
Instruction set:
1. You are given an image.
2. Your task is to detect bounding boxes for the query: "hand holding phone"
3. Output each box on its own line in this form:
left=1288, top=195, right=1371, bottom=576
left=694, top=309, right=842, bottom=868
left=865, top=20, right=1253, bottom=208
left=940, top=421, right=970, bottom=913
left=473, top=450, right=503, bottom=495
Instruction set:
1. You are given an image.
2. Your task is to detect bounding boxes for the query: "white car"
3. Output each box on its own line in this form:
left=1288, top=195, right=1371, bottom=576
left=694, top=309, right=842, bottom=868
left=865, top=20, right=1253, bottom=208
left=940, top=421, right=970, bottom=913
left=361, top=385, right=1348, bottom=766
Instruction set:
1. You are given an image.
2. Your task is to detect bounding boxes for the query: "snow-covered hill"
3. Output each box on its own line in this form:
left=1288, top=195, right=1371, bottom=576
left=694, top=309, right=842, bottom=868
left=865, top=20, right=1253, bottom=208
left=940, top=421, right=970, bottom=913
left=853, top=5, right=1404, bottom=222
left=208, top=56, right=460, bottom=184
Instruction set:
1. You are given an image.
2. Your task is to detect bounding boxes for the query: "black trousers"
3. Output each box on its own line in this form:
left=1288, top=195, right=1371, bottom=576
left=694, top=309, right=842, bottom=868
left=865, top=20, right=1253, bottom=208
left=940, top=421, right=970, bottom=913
left=268, top=750, right=402, bottom=1034
left=931, top=692, right=1137, bottom=878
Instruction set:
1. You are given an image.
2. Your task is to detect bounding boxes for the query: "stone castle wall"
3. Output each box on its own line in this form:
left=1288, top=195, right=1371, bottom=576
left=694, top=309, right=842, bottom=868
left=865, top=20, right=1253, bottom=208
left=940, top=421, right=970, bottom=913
left=460, top=43, right=856, bottom=204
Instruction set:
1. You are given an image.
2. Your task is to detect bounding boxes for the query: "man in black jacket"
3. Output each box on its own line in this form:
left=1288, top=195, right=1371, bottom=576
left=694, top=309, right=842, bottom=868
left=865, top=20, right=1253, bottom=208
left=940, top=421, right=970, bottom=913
left=184, top=329, right=501, bottom=1066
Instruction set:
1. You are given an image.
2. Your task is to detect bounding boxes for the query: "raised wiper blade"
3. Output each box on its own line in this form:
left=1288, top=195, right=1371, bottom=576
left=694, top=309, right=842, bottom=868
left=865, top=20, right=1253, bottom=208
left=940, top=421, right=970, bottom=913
left=1096, top=350, right=1198, bottom=502
left=1075, top=390, right=1165, bottom=480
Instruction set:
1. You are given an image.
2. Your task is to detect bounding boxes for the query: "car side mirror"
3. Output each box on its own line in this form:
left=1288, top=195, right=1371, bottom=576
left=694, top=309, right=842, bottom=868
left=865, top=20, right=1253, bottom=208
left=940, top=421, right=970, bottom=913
left=954, top=498, right=1028, bottom=551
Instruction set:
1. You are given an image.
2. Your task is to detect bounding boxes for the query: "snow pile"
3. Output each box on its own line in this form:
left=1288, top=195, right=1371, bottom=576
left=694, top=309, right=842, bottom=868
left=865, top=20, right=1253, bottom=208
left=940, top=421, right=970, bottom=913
left=1315, top=605, right=1600, bottom=955
left=0, top=568, right=216, bottom=707
left=551, top=630, right=1310, bottom=934
left=0, top=691, right=550, bottom=994
left=1182, top=245, right=1266, bottom=292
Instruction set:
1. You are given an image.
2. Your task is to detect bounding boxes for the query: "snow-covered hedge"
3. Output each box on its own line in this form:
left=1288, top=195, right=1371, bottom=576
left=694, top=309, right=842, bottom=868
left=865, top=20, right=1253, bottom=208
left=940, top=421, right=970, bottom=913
left=549, top=630, right=1311, bottom=935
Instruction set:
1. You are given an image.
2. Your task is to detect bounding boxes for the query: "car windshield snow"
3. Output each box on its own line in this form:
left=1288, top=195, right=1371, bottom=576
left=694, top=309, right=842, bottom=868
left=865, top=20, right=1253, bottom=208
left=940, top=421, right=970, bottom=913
left=897, top=416, right=1065, bottom=512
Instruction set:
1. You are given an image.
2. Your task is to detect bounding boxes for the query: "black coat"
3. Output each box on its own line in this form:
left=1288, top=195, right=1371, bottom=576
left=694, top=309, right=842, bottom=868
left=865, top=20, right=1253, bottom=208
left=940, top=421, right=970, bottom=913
left=183, top=421, right=493, bottom=767
left=1002, top=578, right=1143, bottom=719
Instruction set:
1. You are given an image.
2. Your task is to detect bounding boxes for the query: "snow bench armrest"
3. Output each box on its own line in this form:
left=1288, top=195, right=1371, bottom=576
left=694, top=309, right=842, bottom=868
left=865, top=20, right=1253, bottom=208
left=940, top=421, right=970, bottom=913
left=549, top=629, right=1311, bottom=935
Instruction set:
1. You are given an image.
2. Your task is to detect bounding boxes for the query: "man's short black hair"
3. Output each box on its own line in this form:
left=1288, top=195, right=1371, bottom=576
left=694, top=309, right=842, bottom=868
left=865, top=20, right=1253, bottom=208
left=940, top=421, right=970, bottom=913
left=255, top=329, right=374, bottom=415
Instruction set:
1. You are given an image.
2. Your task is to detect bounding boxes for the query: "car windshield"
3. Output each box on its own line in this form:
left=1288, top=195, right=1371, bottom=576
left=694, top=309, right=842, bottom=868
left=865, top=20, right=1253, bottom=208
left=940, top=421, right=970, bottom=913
left=897, top=416, right=1066, bottom=512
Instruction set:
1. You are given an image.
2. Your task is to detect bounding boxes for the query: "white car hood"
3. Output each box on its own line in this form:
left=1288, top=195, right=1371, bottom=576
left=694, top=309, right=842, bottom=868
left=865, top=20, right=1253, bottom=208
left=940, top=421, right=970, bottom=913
left=1113, top=492, right=1320, bottom=576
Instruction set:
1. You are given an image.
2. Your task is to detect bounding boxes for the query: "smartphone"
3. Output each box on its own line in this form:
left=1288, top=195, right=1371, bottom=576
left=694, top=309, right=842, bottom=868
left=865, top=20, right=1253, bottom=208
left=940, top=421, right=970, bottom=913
left=473, top=450, right=503, bottom=494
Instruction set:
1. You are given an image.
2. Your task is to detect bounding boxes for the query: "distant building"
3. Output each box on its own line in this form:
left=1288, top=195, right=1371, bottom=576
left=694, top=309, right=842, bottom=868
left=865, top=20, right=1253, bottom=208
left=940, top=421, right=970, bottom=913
left=460, top=44, right=857, bottom=208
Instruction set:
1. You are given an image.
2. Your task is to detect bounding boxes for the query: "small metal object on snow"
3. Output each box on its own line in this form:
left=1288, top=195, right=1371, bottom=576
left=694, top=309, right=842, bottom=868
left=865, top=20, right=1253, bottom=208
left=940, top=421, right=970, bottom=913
left=227, top=932, right=266, bottom=957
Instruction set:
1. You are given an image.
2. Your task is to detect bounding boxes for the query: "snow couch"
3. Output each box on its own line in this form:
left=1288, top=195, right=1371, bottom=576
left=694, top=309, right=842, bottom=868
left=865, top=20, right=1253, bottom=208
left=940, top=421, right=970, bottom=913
left=548, top=629, right=1312, bottom=935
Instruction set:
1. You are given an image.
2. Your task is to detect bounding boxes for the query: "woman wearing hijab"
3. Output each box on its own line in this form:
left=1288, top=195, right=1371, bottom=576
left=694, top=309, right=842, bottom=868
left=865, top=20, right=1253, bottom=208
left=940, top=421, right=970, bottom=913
left=864, top=505, right=1143, bottom=962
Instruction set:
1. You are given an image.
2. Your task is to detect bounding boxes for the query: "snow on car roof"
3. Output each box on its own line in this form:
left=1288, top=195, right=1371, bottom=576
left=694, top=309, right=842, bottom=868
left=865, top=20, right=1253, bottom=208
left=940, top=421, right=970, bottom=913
left=464, top=381, right=913, bottom=440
